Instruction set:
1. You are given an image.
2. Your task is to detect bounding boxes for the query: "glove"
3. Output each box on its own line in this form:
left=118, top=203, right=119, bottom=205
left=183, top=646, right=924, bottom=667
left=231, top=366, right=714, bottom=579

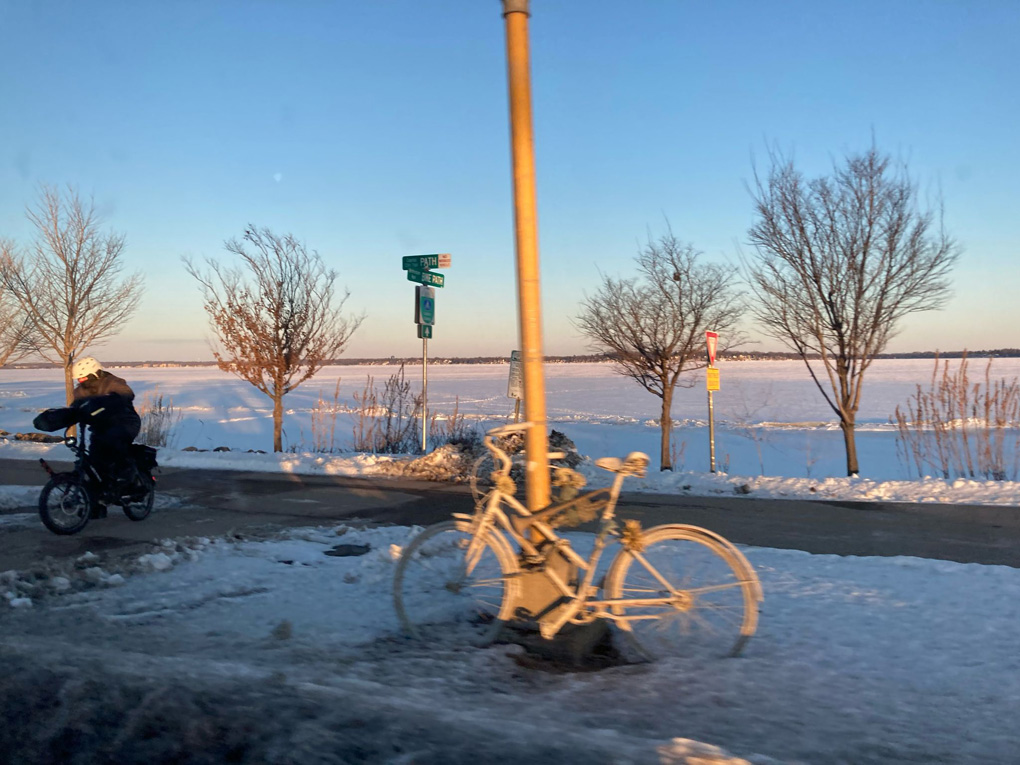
left=33, top=407, right=79, bottom=432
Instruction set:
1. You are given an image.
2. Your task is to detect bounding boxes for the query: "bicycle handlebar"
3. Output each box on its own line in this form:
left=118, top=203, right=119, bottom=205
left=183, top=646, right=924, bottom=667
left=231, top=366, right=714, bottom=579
left=485, top=421, right=534, bottom=438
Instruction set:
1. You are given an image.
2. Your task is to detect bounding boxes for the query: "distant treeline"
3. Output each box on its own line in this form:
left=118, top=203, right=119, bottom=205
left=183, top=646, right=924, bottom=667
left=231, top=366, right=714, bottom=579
left=726, top=350, right=1020, bottom=361
left=7, top=354, right=612, bottom=369
left=8, top=350, right=1019, bottom=370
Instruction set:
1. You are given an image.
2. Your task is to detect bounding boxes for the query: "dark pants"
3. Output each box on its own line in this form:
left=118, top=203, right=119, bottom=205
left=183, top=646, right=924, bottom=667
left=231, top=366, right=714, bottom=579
left=89, top=420, right=141, bottom=486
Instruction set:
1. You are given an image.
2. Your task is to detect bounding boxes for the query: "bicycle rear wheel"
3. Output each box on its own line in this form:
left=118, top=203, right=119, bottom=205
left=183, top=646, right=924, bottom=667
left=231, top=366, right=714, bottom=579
left=604, top=524, right=762, bottom=660
left=393, top=520, right=520, bottom=646
left=122, top=472, right=155, bottom=521
left=39, top=473, right=92, bottom=535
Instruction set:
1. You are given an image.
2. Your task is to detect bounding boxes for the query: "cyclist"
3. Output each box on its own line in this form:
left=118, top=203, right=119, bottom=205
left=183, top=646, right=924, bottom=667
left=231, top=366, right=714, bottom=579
left=71, top=356, right=143, bottom=495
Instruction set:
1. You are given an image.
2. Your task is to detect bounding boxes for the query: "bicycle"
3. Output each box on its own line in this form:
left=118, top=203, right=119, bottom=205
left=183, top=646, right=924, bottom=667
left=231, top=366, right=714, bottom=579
left=394, top=421, right=763, bottom=660
left=36, top=419, right=158, bottom=536
left=468, top=427, right=568, bottom=505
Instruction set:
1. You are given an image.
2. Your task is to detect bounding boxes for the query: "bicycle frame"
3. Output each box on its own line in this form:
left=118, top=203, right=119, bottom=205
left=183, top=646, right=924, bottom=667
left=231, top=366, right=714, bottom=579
left=39, top=425, right=104, bottom=492
left=458, top=422, right=662, bottom=639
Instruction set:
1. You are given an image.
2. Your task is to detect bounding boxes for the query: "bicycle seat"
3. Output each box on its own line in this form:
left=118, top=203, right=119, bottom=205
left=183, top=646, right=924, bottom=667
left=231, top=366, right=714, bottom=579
left=595, top=452, right=650, bottom=476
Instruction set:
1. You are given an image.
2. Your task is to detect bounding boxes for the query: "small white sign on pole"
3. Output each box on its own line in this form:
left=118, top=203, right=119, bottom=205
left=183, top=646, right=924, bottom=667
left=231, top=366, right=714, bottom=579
left=507, top=350, right=523, bottom=400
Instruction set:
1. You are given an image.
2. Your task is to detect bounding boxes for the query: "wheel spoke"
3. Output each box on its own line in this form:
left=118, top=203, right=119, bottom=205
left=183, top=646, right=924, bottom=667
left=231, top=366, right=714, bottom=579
left=605, top=526, right=759, bottom=659
left=393, top=521, right=518, bottom=646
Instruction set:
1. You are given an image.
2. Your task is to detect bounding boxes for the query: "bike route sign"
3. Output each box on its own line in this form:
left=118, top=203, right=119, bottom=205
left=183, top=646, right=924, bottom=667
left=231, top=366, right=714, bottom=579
left=416, top=285, right=435, bottom=325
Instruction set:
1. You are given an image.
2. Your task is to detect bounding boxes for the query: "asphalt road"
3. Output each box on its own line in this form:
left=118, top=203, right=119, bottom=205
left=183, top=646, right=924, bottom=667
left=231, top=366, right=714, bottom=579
left=3, top=457, right=1020, bottom=571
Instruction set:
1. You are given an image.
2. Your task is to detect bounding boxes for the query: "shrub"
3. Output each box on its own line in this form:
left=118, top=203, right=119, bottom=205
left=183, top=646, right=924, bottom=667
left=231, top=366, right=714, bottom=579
left=351, top=364, right=423, bottom=454
left=894, top=353, right=1020, bottom=481
left=137, top=388, right=182, bottom=448
left=309, top=378, right=343, bottom=453
left=428, top=397, right=481, bottom=451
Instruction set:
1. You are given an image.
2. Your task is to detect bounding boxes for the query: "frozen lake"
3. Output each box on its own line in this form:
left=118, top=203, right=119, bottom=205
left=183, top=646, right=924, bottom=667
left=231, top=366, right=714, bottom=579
left=3, top=357, right=1020, bottom=481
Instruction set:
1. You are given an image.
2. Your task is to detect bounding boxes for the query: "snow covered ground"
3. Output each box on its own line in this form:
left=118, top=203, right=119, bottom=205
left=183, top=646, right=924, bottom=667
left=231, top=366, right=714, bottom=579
left=3, top=522, right=1019, bottom=763
left=3, top=361, right=1020, bottom=763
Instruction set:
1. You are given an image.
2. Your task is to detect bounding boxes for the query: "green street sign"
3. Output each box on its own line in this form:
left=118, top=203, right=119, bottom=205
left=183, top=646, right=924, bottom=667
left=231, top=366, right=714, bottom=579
left=406, top=269, right=445, bottom=287
left=417, top=324, right=433, bottom=339
left=402, top=253, right=451, bottom=271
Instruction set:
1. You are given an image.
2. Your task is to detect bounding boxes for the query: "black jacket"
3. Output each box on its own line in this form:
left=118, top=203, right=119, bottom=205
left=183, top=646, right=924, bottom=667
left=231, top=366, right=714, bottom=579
left=72, top=371, right=141, bottom=431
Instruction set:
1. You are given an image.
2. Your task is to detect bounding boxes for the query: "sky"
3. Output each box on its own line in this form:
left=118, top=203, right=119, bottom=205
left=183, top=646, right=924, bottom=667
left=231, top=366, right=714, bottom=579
left=0, top=0, right=1017, bottom=362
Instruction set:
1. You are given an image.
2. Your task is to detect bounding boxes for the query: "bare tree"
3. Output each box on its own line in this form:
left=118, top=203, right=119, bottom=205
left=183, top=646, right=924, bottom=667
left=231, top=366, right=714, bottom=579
left=745, top=146, right=959, bottom=475
left=185, top=226, right=363, bottom=452
left=0, top=268, right=37, bottom=367
left=575, top=230, right=744, bottom=470
left=0, top=186, right=142, bottom=401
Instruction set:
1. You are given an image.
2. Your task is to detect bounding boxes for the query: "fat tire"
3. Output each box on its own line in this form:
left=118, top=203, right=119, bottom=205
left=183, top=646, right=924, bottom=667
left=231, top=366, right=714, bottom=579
left=39, top=473, right=92, bottom=536
left=604, top=524, right=762, bottom=660
left=122, top=473, right=156, bottom=521
left=393, top=519, right=520, bottom=646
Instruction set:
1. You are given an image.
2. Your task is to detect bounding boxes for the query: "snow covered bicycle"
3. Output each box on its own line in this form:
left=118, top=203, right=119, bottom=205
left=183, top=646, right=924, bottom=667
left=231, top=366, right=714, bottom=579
left=394, top=422, right=763, bottom=659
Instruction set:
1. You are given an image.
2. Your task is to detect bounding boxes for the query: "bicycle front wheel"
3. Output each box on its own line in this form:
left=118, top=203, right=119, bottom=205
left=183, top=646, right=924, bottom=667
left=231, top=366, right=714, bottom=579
left=604, top=524, right=762, bottom=660
left=469, top=452, right=498, bottom=506
left=393, top=520, right=520, bottom=646
left=39, top=473, right=92, bottom=535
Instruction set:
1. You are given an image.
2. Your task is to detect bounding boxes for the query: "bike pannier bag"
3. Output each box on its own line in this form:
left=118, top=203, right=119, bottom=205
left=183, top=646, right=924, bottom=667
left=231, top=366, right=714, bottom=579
left=131, top=443, right=159, bottom=470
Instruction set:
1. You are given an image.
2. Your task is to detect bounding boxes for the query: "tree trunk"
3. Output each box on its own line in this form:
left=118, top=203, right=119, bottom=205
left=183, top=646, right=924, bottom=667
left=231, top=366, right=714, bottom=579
left=63, top=363, right=74, bottom=406
left=659, top=388, right=674, bottom=471
left=273, top=392, right=284, bottom=453
left=63, top=362, right=78, bottom=437
left=840, top=417, right=859, bottom=476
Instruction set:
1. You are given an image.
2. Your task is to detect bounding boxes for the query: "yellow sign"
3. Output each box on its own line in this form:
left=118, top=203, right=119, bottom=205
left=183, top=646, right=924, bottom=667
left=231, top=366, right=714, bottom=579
left=706, top=367, right=720, bottom=392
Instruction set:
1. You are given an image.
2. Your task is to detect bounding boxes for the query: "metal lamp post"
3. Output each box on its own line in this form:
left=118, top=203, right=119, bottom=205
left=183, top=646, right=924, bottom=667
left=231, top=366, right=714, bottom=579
left=501, top=0, right=550, bottom=512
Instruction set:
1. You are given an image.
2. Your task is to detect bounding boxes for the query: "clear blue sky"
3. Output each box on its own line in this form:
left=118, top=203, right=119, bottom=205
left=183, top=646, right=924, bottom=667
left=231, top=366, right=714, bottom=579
left=1, top=0, right=1017, bottom=361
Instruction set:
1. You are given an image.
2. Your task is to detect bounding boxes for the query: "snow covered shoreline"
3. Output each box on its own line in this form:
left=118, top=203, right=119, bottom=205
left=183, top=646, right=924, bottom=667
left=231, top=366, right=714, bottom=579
left=6, top=433, right=1020, bottom=511
left=6, top=359, right=1020, bottom=487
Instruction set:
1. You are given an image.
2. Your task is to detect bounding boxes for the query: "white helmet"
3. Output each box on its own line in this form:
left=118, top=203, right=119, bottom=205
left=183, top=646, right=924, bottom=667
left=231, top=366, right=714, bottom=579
left=72, top=356, right=103, bottom=381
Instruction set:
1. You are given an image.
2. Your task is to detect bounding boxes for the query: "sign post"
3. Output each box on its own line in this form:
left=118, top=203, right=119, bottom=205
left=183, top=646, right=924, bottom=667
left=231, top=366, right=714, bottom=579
left=402, top=256, right=451, bottom=453
left=706, top=331, right=719, bottom=473
left=507, top=350, right=523, bottom=422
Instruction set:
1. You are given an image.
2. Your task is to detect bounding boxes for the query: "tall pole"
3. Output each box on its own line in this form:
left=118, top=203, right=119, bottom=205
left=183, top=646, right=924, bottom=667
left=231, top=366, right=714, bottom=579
left=422, top=337, right=428, bottom=453
left=705, top=332, right=719, bottom=472
left=502, top=0, right=549, bottom=510
left=708, top=388, right=716, bottom=472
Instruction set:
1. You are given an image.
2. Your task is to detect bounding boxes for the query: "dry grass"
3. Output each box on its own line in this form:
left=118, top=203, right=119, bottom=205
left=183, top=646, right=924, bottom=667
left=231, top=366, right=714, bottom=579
left=136, top=387, right=182, bottom=448
left=309, top=378, right=344, bottom=453
left=428, top=397, right=480, bottom=451
left=351, top=364, right=424, bottom=454
left=894, top=353, right=1020, bottom=481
